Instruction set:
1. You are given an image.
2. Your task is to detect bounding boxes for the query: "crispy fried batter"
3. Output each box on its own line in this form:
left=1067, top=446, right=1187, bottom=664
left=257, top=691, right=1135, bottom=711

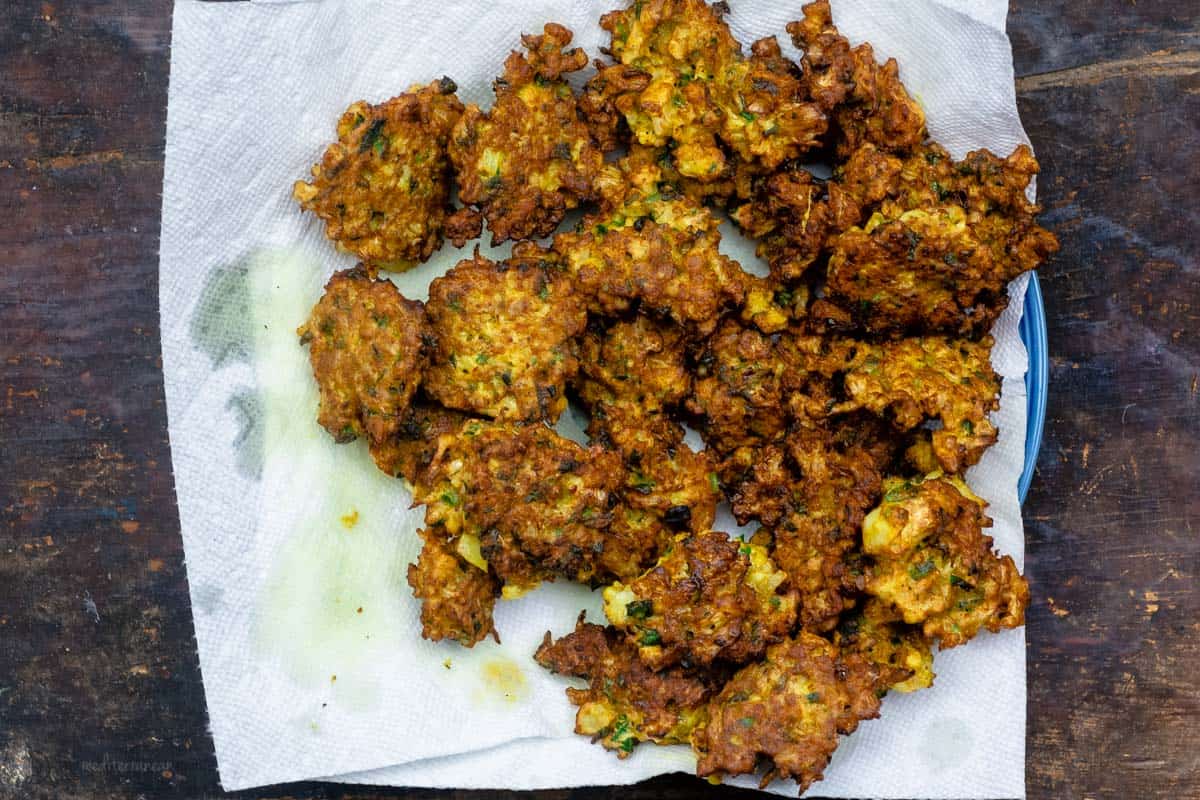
left=862, top=472, right=1029, bottom=648
left=414, top=420, right=629, bottom=592
left=686, top=318, right=788, bottom=453
left=833, top=598, right=934, bottom=693
left=424, top=251, right=586, bottom=423
left=448, top=24, right=602, bottom=244
left=407, top=528, right=498, bottom=646
left=297, top=267, right=428, bottom=443
left=603, top=531, right=797, bottom=669
left=731, top=144, right=900, bottom=281
left=789, top=0, right=926, bottom=157
left=368, top=397, right=474, bottom=485
left=577, top=314, right=691, bottom=426
left=826, top=142, right=1059, bottom=336
left=835, top=336, right=1000, bottom=474
left=691, top=631, right=883, bottom=793
left=585, top=0, right=825, bottom=184
left=294, top=80, right=464, bottom=270
left=535, top=617, right=719, bottom=757
left=610, top=424, right=721, bottom=535
left=553, top=154, right=748, bottom=333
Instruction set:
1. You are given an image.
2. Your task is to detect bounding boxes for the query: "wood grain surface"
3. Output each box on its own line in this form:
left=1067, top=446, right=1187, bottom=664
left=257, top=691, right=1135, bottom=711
left=1, top=1, right=1196, bottom=798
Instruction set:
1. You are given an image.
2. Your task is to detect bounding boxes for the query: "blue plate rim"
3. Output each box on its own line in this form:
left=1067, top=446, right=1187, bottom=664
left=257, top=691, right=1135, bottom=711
left=1019, top=271, right=1048, bottom=504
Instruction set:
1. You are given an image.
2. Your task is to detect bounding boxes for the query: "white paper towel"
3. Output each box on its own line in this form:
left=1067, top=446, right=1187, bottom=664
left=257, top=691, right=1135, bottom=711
left=160, top=0, right=1031, bottom=795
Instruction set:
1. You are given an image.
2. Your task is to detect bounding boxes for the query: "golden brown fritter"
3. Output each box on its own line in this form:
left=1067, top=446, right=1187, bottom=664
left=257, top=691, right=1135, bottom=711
left=730, top=144, right=901, bottom=281
left=610, top=424, right=721, bottom=535
left=297, top=267, right=428, bottom=444
left=738, top=276, right=810, bottom=335
left=834, top=336, right=1000, bottom=474
left=407, top=528, right=498, bottom=647
left=825, top=142, right=1059, bottom=336
left=603, top=531, right=797, bottom=670
left=553, top=155, right=748, bottom=333
left=448, top=24, right=603, bottom=244
left=414, top=420, right=629, bottom=593
left=293, top=79, right=464, bottom=271
left=576, top=314, right=691, bottom=428
left=686, top=319, right=788, bottom=454
left=423, top=250, right=586, bottom=424
left=862, top=472, right=1029, bottom=648
left=368, top=397, right=474, bottom=485
left=534, top=616, right=719, bottom=757
left=789, top=0, right=926, bottom=157
left=690, top=631, right=883, bottom=793
left=833, top=598, right=934, bottom=693
left=585, top=0, right=825, bottom=185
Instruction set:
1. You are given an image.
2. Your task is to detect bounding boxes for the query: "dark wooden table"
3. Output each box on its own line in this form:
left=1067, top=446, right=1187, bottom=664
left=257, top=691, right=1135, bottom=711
left=2, top=1, right=1197, bottom=798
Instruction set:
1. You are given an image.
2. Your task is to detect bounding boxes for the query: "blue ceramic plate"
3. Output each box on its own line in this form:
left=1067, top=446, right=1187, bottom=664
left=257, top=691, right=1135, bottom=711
left=1018, top=272, right=1047, bottom=504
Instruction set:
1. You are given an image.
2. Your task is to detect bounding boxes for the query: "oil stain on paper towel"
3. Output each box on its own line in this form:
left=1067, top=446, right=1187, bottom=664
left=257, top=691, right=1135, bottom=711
left=191, top=249, right=424, bottom=712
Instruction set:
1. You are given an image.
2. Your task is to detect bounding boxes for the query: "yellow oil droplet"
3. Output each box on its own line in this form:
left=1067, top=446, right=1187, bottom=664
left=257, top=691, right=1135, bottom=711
left=480, top=658, right=526, bottom=702
left=340, top=509, right=360, bottom=529
left=443, top=658, right=453, bottom=670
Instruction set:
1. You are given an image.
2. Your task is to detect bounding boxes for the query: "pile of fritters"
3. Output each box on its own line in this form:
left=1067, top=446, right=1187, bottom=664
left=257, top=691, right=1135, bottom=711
left=293, top=1, right=1054, bottom=794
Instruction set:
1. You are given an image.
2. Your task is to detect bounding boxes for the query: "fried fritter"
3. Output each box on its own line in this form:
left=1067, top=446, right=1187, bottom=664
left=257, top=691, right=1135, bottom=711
left=534, top=616, right=719, bottom=757
left=826, top=142, right=1059, bottom=336
left=835, top=336, right=1000, bottom=474
left=761, top=417, right=895, bottom=631
left=414, top=420, right=629, bottom=593
left=603, top=531, right=797, bottom=670
left=863, top=472, right=1029, bottom=648
left=610, top=423, right=721, bottom=535
left=448, top=24, right=602, bottom=244
left=789, top=0, right=926, bottom=157
left=585, top=0, right=825, bottom=185
left=407, top=528, right=498, bottom=647
left=686, top=318, right=788, bottom=454
left=297, top=267, right=428, bottom=443
left=423, top=250, right=586, bottom=424
left=576, top=314, right=691, bottom=428
left=368, top=397, right=474, bottom=485
left=293, top=79, right=464, bottom=271
left=553, top=155, right=748, bottom=333
left=691, top=631, right=883, bottom=793
left=833, top=598, right=934, bottom=693
left=730, top=144, right=900, bottom=281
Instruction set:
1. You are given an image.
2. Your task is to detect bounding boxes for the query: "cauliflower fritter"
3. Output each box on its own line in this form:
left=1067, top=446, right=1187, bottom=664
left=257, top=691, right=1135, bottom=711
left=691, top=631, right=883, bottom=793
left=407, top=528, right=498, bottom=647
left=414, top=420, right=629, bottom=593
left=534, top=616, right=720, bottom=757
left=833, top=598, right=934, bottom=693
left=731, top=144, right=901, bottom=281
left=448, top=24, right=602, bottom=244
left=826, top=142, right=1059, bottom=336
left=293, top=79, right=464, bottom=271
left=368, top=397, right=475, bottom=485
left=686, top=319, right=788, bottom=454
left=603, top=531, right=797, bottom=670
left=297, top=267, right=428, bottom=444
left=608, top=423, right=721, bottom=535
left=423, top=250, right=586, bottom=424
left=862, top=473, right=1029, bottom=648
left=788, top=0, right=926, bottom=157
left=553, top=155, right=748, bottom=333
left=576, top=314, right=691, bottom=428
left=835, top=336, right=1000, bottom=474
left=585, top=0, right=825, bottom=184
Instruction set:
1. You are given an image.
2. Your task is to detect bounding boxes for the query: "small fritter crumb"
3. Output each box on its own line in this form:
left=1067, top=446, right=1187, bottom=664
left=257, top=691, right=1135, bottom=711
left=298, top=267, right=428, bottom=443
